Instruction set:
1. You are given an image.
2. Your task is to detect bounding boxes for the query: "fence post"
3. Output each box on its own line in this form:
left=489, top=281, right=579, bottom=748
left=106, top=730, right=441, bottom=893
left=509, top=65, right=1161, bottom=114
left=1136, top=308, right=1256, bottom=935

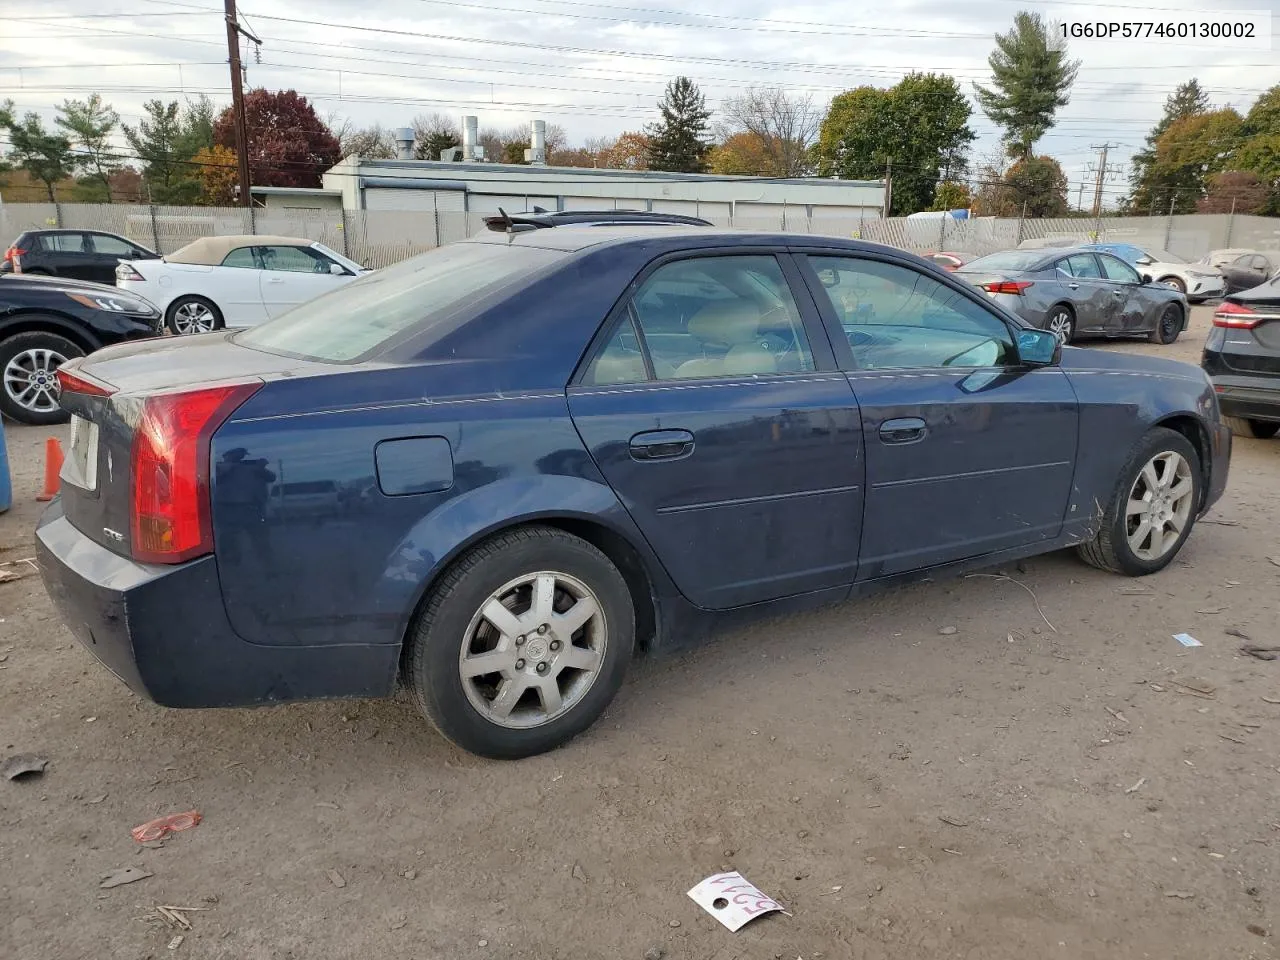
left=339, top=207, right=350, bottom=257
left=249, top=202, right=257, bottom=236
left=149, top=204, right=160, bottom=253
left=53, top=202, right=62, bottom=228
left=938, top=213, right=946, bottom=251
left=432, top=193, right=441, bottom=248
left=1015, top=201, right=1026, bottom=246
left=1225, top=198, right=1236, bottom=246
left=1164, top=196, right=1175, bottom=250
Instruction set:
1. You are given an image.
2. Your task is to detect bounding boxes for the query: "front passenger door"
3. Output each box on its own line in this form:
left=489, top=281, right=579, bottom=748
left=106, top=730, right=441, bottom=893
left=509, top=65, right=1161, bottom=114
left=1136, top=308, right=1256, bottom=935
left=799, top=252, right=1079, bottom=580
left=1060, top=253, right=1116, bottom=334
left=1097, top=253, right=1149, bottom=335
left=258, top=245, right=348, bottom=319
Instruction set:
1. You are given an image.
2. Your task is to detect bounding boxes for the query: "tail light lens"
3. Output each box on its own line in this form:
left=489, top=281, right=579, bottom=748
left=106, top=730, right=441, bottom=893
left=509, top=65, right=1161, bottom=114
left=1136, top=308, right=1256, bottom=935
left=982, top=280, right=1034, bottom=295
left=131, top=382, right=261, bottom=564
left=56, top=366, right=116, bottom=398
left=1213, top=303, right=1261, bottom=329
left=116, top=262, right=146, bottom=282
left=4, top=245, right=27, bottom=263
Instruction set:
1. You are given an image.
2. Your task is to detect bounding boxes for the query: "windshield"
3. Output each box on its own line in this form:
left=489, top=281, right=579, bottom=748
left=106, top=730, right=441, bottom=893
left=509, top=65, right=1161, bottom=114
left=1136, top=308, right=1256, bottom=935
left=961, top=250, right=1046, bottom=272
left=237, top=242, right=564, bottom=363
left=1151, top=249, right=1184, bottom=264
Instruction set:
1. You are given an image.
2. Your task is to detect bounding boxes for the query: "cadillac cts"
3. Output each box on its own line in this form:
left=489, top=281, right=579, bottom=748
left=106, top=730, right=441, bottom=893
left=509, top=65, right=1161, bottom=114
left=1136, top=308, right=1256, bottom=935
left=37, top=227, right=1231, bottom=758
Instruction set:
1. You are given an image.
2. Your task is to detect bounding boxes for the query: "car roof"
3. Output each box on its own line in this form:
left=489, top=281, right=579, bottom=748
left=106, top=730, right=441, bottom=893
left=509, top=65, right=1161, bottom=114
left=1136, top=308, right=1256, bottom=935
left=165, top=235, right=314, bottom=265
left=462, top=224, right=906, bottom=256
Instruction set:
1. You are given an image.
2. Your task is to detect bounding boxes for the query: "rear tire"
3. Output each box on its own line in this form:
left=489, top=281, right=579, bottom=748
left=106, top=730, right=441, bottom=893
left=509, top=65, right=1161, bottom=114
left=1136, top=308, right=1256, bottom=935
left=405, top=526, right=635, bottom=759
left=1077, top=427, right=1201, bottom=577
left=1046, top=305, right=1075, bottom=344
left=0, top=330, right=83, bottom=425
left=166, top=296, right=223, bottom=335
left=1148, top=303, right=1182, bottom=344
left=1224, top=416, right=1279, bottom=439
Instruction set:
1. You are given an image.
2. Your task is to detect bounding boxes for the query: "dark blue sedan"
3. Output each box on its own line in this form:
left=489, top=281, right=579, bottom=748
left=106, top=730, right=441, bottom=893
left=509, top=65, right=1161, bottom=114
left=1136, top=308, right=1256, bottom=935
left=37, top=227, right=1231, bottom=758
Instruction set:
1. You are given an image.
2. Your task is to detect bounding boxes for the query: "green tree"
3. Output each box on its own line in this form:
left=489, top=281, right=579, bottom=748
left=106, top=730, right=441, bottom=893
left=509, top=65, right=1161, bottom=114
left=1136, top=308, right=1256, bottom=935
left=814, top=74, right=975, bottom=215
left=176, top=94, right=217, bottom=159
left=55, top=94, right=120, bottom=201
left=1147, top=108, right=1244, bottom=213
left=123, top=99, right=200, bottom=203
left=931, top=180, right=973, bottom=211
left=646, top=77, right=712, bottom=173
left=1234, top=84, right=1280, bottom=214
left=1, top=110, right=74, bottom=202
left=974, top=155, right=1068, bottom=217
left=1127, top=79, right=1210, bottom=213
left=973, top=11, right=1080, bottom=159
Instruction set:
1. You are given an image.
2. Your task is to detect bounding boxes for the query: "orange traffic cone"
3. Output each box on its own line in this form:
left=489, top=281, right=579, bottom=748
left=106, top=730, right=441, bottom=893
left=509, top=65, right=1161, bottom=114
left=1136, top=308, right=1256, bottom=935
left=36, top=437, right=64, bottom=502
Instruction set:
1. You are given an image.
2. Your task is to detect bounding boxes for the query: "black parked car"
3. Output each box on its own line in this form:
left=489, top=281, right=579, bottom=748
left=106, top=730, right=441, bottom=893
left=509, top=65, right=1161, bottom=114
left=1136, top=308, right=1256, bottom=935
left=1218, top=251, right=1280, bottom=295
left=0, top=274, right=161, bottom=425
left=2, top=230, right=159, bottom=286
left=1202, top=273, right=1280, bottom=439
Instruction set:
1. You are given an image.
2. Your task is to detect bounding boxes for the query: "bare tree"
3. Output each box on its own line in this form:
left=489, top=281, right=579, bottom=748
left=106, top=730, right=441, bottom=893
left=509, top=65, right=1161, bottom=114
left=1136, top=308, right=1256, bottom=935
left=718, top=87, right=821, bottom=177
left=338, top=122, right=396, bottom=160
left=413, top=112, right=460, bottom=160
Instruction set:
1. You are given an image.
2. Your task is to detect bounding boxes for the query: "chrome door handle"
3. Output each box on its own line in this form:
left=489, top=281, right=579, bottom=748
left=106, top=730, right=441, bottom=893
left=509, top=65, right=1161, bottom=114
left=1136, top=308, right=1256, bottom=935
left=1067, top=282, right=1079, bottom=289
left=879, top=417, right=927, bottom=445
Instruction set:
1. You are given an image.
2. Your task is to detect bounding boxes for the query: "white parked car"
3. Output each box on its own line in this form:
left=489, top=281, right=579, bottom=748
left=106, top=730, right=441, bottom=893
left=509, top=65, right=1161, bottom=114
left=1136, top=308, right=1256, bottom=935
left=116, top=235, right=369, bottom=334
left=1085, top=243, right=1225, bottom=302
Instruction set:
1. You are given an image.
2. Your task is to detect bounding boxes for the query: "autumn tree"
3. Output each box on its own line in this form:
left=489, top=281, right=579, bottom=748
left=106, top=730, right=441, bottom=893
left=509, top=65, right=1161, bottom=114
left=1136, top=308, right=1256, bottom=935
left=1197, top=171, right=1269, bottom=214
left=815, top=74, right=975, bottom=215
left=213, top=89, right=339, bottom=188
left=1147, top=108, right=1244, bottom=213
left=973, top=155, right=1068, bottom=217
left=708, top=132, right=775, bottom=176
left=55, top=94, right=120, bottom=201
left=646, top=77, right=712, bottom=173
left=717, top=86, right=820, bottom=177
left=1127, top=79, right=1210, bottom=213
left=931, top=181, right=973, bottom=211
left=601, top=131, right=649, bottom=170
left=973, top=11, right=1080, bottom=159
left=1234, top=84, right=1280, bottom=214
left=193, top=145, right=238, bottom=205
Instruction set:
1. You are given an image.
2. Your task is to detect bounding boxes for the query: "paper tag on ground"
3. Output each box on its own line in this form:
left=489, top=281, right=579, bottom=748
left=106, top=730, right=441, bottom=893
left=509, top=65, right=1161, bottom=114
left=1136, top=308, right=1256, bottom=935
left=1173, top=633, right=1202, bottom=647
left=687, top=871, right=785, bottom=931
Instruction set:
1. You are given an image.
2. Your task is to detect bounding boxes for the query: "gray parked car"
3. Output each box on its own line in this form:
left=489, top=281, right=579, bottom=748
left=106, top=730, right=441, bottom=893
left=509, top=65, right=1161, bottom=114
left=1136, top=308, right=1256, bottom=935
left=955, top=248, right=1188, bottom=345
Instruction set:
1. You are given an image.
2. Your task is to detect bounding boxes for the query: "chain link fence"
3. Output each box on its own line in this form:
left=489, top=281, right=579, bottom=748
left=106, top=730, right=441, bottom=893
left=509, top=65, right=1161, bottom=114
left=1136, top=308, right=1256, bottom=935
left=3, top=202, right=1278, bottom=268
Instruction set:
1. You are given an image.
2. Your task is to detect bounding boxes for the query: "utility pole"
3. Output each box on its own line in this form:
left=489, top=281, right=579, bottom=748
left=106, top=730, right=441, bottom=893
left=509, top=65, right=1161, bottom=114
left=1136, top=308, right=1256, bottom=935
left=224, top=0, right=259, bottom=208
left=1089, top=142, right=1119, bottom=220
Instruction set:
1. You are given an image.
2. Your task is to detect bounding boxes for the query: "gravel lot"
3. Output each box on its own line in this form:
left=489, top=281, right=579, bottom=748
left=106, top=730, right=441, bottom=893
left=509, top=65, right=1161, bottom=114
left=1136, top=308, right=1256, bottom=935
left=1, top=305, right=1277, bottom=960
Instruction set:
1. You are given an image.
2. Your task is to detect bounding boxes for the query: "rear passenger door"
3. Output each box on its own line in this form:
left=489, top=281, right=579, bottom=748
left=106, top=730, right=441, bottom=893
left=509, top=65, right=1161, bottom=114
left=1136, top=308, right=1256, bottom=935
left=38, top=232, right=96, bottom=281
left=567, top=251, right=867, bottom=610
left=1059, top=253, right=1116, bottom=334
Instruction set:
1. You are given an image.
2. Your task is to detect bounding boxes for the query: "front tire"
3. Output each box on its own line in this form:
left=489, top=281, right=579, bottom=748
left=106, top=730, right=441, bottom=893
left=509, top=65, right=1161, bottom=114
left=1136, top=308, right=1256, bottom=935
left=1159, top=276, right=1186, bottom=295
left=1224, top=416, right=1279, bottom=439
left=1148, top=303, right=1182, bottom=344
left=166, top=296, right=223, bottom=335
left=1077, top=427, right=1201, bottom=576
left=0, top=330, right=83, bottom=425
left=405, top=526, right=635, bottom=759
left=1046, top=305, right=1075, bottom=344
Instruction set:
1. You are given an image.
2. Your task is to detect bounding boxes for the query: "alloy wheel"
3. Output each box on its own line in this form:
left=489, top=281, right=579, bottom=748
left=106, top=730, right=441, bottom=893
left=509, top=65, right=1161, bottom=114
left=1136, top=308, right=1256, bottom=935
left=1125, top=451, right=1195, bottom=561
left=2, top=346, right=67, bottom=415
left=172, top=301, right=216, bottom=334
left=1048, top=311, right=1073, bottom=343
left=458, top=570, right=608, bottom=729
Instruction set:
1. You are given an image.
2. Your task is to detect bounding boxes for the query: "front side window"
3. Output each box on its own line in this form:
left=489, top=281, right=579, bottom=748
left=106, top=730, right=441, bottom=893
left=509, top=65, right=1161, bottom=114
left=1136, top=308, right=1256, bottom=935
left=808, top=255, right=1014, bottom=371
left=1099, top=254, right=1140, bottom=283
left=258, top=245, right=327, bottom=274
left=588, top=255, right=813, bottom=385
left=90, top=235, right=138, bottom=256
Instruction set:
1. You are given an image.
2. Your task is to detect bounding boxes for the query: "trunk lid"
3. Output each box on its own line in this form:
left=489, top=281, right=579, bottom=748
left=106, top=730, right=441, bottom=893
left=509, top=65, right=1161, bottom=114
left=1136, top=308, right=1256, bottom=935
left=55, top=333, right=329, bottom=557
left=1216, top=282, right=1280, bottom=377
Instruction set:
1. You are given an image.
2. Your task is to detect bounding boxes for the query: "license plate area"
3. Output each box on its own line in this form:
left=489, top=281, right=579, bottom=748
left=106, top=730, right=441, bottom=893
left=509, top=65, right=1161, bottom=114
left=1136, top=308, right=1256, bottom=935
left=63, top=415, right=100, bottom=492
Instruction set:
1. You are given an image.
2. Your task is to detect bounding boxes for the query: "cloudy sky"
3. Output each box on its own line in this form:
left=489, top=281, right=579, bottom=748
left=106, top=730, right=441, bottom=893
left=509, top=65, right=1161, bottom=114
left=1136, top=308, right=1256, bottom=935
left=2, top=0, right=1277, bottom=206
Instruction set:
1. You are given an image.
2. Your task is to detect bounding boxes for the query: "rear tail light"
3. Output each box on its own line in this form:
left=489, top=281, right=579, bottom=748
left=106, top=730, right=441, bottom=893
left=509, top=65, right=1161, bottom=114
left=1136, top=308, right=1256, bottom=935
left=1213, top=303, right=1262, bottom=329
left=4, top=245, right=27, bottom=263
left=56, top=367, right=116, bottom=399
left=131, top=382, right=261, bottom=564
left=116, top=262, right=146, bottom=282
left=982, top=280, right=1034, bottom=295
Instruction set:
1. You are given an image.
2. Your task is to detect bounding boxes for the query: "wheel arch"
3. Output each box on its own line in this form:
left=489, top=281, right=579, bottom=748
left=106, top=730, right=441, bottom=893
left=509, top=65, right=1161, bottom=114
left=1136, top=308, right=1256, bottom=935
left=0, top=312, right=100, bottom=353
left=1151, top=413, right=1211, bottom=507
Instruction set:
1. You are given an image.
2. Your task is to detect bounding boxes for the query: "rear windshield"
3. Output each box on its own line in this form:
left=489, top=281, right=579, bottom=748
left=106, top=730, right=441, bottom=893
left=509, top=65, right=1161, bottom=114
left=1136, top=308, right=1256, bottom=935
left=237, top=242, right=563, bottom=363
left=962, top=250, right=1047, bottom=272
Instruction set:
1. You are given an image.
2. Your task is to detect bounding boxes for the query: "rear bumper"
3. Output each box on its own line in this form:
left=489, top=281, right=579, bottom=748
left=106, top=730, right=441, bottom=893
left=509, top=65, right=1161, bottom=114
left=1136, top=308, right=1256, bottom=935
left=35, top=501, right=399, bottom=708
left=1210, top=376, right=1280, bottom=423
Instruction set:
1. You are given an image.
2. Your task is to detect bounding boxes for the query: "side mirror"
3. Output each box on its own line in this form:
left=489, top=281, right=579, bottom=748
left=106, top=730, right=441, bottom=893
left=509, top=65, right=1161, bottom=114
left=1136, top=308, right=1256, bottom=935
left=329, top=263, right=346, bottom=276
left=1136, top=256, right=1153, bottom=266
left=1017, top=328, right=1061, bottom=367
left=1140, top=273, right=1153, bottom=284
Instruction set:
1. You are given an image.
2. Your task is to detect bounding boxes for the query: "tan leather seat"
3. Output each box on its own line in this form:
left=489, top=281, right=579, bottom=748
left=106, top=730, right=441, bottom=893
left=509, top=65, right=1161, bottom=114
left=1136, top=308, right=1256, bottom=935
left=677, top=300, right=776, bottom=378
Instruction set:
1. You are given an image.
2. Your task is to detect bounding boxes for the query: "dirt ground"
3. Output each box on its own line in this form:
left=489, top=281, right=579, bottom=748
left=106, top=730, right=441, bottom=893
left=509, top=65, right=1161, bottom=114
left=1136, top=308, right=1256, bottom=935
left=1, top=304, right=1278, bottom=960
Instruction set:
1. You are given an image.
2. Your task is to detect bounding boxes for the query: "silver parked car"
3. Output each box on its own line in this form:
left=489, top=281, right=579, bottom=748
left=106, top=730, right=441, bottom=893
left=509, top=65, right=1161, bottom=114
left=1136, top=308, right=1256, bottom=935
left=955, top=247, right=1188, bottom=345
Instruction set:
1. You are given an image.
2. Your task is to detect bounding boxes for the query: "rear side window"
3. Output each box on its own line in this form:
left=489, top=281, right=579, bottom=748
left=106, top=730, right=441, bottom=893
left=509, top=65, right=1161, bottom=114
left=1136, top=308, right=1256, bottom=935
left=1064, top=254, right=1102, bottom=279
left=221, top=247, right=260, bottom=269
left=39, top=233, right=88, bottom=253
left=237, top=242, right=564, bottom=363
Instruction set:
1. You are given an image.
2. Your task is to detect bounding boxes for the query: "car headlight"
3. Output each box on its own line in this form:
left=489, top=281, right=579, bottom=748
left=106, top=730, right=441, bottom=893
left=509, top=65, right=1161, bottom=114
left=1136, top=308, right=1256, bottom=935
left=66, top=292, right=153, bottom=314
